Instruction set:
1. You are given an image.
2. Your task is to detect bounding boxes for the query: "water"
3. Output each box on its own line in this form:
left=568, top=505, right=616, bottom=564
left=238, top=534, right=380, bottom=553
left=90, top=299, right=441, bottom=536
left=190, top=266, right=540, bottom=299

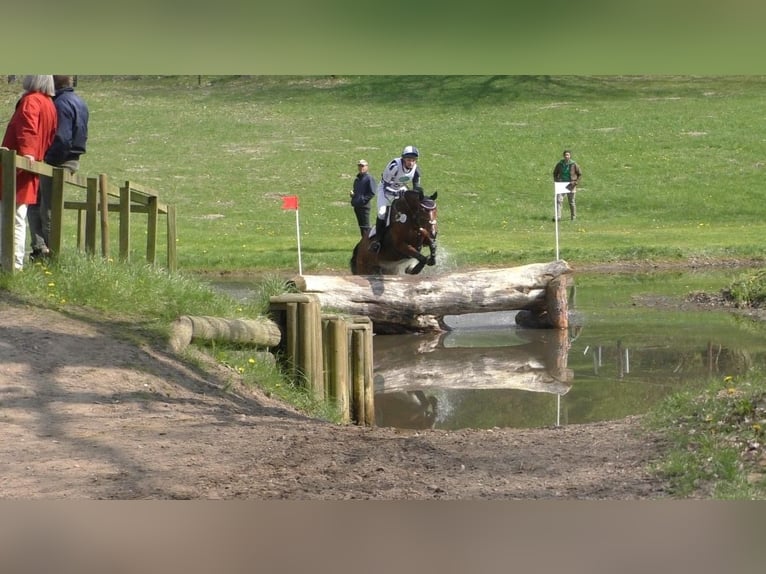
left=207, top=268, right=766, bottom=430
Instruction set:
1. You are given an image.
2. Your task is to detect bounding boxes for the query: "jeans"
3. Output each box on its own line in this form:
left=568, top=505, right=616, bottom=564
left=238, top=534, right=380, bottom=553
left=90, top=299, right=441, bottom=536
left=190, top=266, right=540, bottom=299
left=28, top=161, right=79, bottom=252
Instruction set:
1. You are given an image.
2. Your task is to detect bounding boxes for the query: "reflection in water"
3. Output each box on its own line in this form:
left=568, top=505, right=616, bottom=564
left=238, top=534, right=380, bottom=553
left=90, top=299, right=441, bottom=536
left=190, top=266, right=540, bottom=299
left=374, top=326, right=575, bottom=430
left=373, top=309, right=766, bottom=430
left=374, top=389, right=438, bottom=430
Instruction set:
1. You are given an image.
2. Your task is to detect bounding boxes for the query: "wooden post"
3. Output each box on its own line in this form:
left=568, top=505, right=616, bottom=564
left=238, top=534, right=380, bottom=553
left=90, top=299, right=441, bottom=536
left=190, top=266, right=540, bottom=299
left=357, top=317, right=375, bottom=426
left=166, top=204, right=177, bottom=271
left=351, top=327, right=366, bottom=425
left=76, top=209, right=85, bottom=251
left=146, top=195, right=158, bottom=264
left=99, top=174, right=109, bottom=259
left=270, top=294, right=324, bottom=398
left=322, top=315, right=350, bottom=423
left=85, top=177, right=98, bottom=255
left=299, top=296, right=324, bottom=399
left=1, top=148, right=17, bottom=272
left=49, top=167, right=66, bottom=256
left=119, top=182, right=131, bottom=261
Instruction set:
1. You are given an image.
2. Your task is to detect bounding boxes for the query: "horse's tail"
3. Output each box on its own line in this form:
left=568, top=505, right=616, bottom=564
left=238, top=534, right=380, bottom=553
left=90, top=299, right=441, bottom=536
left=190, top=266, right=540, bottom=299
left=350, top=242, right=359, bottom=274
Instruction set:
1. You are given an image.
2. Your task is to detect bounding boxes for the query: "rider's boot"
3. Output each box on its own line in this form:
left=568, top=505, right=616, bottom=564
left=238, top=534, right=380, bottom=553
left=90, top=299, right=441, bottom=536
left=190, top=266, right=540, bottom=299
left=368, top=218, right=386, bottom=253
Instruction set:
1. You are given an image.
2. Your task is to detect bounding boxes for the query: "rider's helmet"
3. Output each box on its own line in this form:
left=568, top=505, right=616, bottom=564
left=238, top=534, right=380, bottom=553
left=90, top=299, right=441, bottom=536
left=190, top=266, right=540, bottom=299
left=401, top=145, right=419, bottom=159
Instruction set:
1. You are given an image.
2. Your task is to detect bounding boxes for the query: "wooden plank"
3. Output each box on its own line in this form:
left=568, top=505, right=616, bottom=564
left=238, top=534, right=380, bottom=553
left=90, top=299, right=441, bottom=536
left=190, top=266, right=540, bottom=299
left=1, top=148, right=17, bottom=272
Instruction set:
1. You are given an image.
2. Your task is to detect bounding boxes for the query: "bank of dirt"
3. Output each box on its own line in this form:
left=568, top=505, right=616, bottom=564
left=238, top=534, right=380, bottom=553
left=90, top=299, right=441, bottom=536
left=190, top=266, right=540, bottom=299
left=0, top=289, right=680, bottom=500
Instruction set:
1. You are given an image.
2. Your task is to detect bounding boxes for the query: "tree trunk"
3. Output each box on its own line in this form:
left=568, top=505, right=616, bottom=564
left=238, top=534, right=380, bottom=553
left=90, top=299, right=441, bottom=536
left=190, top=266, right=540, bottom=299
left=169, top=315, right=282, bottom=352
left=291, top=260, right=573, bottom=333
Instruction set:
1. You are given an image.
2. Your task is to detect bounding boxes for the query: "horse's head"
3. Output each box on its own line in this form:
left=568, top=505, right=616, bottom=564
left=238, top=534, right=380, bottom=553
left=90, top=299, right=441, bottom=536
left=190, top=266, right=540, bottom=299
left=411, top=189, right=438, bottom=242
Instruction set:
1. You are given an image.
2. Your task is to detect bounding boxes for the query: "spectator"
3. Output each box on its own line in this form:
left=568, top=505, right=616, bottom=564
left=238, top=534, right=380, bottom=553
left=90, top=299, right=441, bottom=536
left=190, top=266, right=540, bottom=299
left=28, top=75, right=89, bottom=261
left=0, top=75, right=57, bottom=270
left=552, top=149, right=582, bottom=221
left=350, top=159, right=376, bottom=237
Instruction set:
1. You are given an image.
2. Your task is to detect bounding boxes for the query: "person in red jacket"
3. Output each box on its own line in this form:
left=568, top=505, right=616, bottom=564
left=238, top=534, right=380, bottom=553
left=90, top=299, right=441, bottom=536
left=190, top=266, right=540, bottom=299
left=0, top=75, right=58, bottom=270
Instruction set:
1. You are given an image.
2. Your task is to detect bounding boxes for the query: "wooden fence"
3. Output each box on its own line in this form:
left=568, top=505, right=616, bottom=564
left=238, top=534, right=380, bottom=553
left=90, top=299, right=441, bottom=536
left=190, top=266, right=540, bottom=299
left=167, top=298, right=376, bottom=426
left=1, top=147, right=176, bottom=272
left=269, top=293, right=375, bottom=425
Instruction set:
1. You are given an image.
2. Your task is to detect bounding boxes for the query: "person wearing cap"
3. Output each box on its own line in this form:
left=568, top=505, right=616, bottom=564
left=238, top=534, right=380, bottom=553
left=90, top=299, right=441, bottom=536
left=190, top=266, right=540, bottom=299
left=369, top=145, right=421, bottom=252
left=350, top=159, right=377, bottom=237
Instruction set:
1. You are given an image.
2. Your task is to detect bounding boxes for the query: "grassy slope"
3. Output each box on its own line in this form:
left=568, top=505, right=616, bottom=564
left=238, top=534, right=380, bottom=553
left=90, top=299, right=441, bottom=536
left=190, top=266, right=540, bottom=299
left=3, top=75, right=763, bottom=274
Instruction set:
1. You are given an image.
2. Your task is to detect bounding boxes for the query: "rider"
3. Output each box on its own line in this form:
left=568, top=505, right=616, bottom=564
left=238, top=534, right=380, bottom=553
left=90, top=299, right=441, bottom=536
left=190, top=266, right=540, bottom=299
left=368, top=145, right=421, bottom=252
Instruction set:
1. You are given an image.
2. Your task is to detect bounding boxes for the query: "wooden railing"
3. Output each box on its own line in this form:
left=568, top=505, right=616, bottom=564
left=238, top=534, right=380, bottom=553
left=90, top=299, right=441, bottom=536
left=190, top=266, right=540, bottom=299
left=1, top=147, right=176, bottom=272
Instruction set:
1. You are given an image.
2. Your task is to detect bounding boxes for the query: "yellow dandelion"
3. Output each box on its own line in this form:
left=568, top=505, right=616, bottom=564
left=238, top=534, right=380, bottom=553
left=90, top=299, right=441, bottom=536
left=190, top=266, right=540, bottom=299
left=248, top=358, right=255, bottom=365
left=723, top=375, right=733, bottom=382
left=47, top=282, right=56, bottom=288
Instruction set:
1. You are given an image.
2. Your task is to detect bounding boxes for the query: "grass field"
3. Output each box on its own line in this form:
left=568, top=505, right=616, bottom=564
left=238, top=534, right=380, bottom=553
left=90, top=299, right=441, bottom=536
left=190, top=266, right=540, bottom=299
left=4, top=75, right=764, bottom=274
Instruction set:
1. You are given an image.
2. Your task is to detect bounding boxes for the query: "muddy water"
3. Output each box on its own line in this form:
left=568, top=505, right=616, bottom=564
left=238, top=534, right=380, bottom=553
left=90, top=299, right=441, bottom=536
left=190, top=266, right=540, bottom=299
left=208, top=268, right=766, bottom=430
left=374, top=269, right=766, bottom=429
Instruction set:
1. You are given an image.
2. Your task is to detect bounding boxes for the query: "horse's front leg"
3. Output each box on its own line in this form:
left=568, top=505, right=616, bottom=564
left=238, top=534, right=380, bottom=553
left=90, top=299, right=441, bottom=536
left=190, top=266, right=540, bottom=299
left=418, top=228, right=437, bottom=266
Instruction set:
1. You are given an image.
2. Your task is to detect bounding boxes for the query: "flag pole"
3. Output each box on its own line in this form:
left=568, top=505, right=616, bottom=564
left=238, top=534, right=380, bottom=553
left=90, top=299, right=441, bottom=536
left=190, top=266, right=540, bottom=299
left=281, top=195, right=302, bottom=275
left=295, top=207, right=303, bottom=275
left=553, top=183, right=560, bottom=260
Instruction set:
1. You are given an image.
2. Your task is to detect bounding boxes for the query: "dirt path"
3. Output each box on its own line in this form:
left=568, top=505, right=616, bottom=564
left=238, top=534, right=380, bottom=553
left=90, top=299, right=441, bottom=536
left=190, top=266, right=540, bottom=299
left=0, top=293, right=670, bottom=499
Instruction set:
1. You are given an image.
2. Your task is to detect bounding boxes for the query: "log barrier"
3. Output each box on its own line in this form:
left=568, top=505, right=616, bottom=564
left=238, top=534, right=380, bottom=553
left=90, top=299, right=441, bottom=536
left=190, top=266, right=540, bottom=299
left=291, top=260, right=573, bottom=334
left=167, top=300, right=376, bottom=426
left=269, top=294, right=375, bottom=425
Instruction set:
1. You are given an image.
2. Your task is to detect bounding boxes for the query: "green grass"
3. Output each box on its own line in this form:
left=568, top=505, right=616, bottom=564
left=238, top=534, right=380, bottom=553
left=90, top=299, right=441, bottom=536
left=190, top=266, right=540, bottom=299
left=4, top=75, right=766, bottom=496
left=4, top=75, right=765, bottom=273
left=647, top=374, right=766, bottom=499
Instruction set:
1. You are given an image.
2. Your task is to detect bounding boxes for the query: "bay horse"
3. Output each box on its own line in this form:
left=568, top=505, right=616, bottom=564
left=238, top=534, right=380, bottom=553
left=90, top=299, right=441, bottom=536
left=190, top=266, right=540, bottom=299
left=350, top=189, right=438, bottom=275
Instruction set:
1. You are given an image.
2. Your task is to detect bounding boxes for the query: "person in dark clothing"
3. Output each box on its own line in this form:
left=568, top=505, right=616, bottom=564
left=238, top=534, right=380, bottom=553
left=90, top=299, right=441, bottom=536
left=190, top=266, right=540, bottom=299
left=350, top=159, right=377, bottom=237
left=28, top=75, right=89, bottom=260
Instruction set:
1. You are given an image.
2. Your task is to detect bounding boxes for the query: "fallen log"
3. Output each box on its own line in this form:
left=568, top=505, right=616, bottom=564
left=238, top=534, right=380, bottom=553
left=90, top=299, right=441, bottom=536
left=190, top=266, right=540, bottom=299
left=291, top=260, right=573, bottom=333
left=169, top=315, right=282, bottom=353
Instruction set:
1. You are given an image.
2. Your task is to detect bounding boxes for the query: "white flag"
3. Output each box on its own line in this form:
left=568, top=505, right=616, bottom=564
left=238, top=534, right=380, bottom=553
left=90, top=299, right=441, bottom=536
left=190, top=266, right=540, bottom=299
left=554, top=182, right=572, bottom=195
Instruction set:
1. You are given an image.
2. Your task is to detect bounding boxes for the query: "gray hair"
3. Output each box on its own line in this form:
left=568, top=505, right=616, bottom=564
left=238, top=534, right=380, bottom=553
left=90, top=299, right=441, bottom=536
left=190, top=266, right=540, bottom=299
left=22, top=75, right=55, bottom=97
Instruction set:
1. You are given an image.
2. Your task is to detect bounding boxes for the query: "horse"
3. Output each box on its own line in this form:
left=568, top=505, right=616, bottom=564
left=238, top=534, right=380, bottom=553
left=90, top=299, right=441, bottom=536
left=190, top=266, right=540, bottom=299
left=350, top=189, right=438, bottom=275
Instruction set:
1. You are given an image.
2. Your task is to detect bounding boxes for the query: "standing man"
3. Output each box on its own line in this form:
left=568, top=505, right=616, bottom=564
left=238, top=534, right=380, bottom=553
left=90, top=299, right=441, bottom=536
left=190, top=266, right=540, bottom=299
left=1, top=75, right=57, bottom=270
left=369, top=145, right=421, bottom=252
left=350, top=159, right=376, bottom=237
left=28, top=75, right=89, bottom=261
left=552, top=149, right=582, bottom=221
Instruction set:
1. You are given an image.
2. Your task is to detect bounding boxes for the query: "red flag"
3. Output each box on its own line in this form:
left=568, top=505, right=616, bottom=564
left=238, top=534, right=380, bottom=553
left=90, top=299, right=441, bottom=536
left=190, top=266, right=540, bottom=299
left=281, top=195, right=299, bottom=210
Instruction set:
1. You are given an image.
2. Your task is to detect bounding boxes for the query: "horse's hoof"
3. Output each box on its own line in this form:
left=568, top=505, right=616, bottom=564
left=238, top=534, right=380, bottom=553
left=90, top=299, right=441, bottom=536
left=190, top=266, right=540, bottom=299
left=427, top=257, right=436, bottom=266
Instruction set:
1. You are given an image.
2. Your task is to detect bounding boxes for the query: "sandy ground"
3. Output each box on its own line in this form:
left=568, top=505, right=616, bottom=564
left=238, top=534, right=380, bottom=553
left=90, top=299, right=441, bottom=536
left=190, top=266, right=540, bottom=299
left=0, top=289, right=676, bottom=500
